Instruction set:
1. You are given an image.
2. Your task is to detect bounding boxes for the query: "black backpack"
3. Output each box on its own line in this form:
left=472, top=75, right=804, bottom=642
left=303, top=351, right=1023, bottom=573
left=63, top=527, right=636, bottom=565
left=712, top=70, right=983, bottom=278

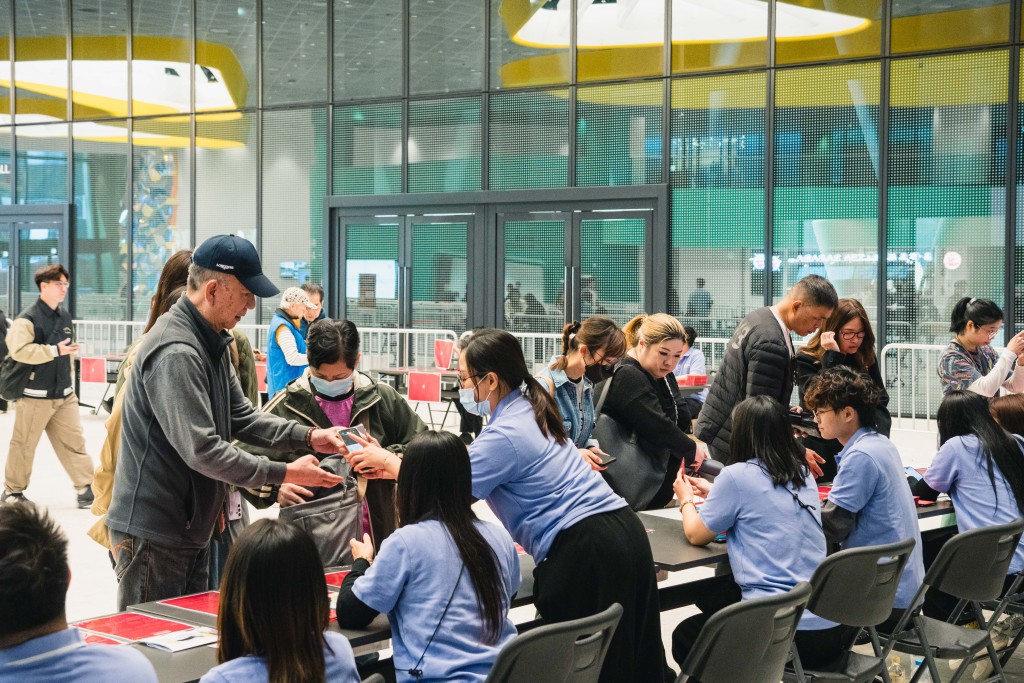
left=0, top=311, right=33, bottom=401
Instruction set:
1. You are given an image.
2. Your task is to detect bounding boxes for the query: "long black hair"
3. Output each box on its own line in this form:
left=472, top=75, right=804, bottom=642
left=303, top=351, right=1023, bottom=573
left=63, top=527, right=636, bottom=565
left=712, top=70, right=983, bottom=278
left=938, top=390, right=1024, bottom=514
left=462, top=328, right=568, bottom=444
left=397, top=431, right=507, bottom=644
left=217, top=519, right=329, bottom=683
left=728, top=396, right=808, bottom=489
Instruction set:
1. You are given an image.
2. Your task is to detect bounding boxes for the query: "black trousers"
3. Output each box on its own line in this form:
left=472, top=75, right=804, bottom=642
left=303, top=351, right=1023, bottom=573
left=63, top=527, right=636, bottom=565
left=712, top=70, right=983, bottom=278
left=534, top=506, right=669, bottom=683
left=671, top=575, right=856, bottom=673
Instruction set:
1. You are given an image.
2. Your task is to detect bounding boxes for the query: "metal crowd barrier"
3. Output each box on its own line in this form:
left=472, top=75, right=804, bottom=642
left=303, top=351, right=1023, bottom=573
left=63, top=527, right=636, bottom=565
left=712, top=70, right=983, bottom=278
left=880, top=343, right=946, bottom=432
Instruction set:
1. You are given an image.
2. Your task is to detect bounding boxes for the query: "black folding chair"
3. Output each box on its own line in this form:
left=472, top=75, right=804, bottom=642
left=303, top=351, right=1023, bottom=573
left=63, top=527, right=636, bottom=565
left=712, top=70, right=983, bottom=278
left=784, top=538, right=916, bottom=683
left=882, top=519, right=1024, bottom=683
left=484, top=602, right=622, bottom=683
left=676, top=582, right=812, bottom=683
left=979, top=570, right=1024, bottom=666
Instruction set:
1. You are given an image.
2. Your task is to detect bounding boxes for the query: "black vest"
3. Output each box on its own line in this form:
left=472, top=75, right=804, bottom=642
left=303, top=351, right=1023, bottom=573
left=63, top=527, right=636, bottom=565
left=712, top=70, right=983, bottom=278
left=18, top=299, right=73, bottom=399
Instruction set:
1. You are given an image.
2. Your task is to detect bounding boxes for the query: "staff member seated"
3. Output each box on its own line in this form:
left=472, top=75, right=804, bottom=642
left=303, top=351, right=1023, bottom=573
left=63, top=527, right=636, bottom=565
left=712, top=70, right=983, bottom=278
left=804, top=366, right=925, bottom=630
left=200, top=518, right=360, bottom=683
left=673, top=396, right=852, bottom=671
left=914, top=390, right=1024, bottom=620
left=336, top=431, right=519, bottom=683
left=0, top=503, right=157, bottom=682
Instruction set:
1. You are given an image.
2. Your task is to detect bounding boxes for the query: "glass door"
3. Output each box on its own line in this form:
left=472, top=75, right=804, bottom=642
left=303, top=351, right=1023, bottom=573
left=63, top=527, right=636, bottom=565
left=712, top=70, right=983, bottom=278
left=408, top=216, right=470, bottom=332
left=500, top=213, right=569, bottom=334
left=342, top=219, right=400, bottom=328
left=576, top=210, right=652, bottom=327
left=13, top=221, right=63, bottom=315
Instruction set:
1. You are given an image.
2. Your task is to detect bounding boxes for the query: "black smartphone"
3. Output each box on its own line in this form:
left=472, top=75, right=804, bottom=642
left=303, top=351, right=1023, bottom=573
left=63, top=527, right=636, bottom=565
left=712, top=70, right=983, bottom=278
left=593, top=451, right=617, bottom=466
left=338, top=424, right=368, bottom=452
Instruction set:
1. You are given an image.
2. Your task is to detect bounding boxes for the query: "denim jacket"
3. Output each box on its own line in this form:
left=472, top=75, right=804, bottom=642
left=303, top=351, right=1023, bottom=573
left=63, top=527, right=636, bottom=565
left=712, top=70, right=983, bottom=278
left=536, top=355, right=596, bottom=448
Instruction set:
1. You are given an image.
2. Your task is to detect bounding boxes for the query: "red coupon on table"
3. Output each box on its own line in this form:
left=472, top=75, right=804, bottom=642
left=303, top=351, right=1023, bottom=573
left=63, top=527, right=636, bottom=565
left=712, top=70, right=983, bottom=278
left=73, top=613, right=193, bottom=641
left=159, top=591, right=221, bottom=615
left=324, top=571, right=350, bottom=587
left=80, top=632, right=125, bottom=646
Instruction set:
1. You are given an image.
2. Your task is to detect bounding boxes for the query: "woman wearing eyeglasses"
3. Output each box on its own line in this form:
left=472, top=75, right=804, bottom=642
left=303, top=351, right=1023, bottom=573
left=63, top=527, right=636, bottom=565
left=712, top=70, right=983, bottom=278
left=535, top=317, right=627, bottom=471
left=796, top=299, right=889, bottom=482
left=937, top=297, right=1024, bottom=398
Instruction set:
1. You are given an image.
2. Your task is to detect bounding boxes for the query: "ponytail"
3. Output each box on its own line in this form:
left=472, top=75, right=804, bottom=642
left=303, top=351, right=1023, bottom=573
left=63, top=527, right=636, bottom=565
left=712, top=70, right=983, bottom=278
left=464, top=329, right=568, bottom=445
left=552, top=318, right=625, bottom=372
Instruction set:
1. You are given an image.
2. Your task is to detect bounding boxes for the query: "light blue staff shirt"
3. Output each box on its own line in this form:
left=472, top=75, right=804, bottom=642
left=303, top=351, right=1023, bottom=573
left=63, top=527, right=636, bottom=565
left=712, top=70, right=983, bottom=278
left=353, top=519, right=520, bottom=683
left=468, top=390, right=627, bottom=562
left=699, top=459, right=833, bottom=630
left=0, top=627, right=158, bottom=683
left=199, top=631, right=359, bottom=683
left=828, top=428, right=925, bottom=609
left=924, top=434, right=1024, bottom=574
left=672, top=348, right=709, bottom=403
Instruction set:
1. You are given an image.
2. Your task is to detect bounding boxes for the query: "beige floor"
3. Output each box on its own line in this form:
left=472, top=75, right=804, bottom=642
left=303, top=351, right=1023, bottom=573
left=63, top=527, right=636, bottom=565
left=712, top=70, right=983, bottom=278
left=2, top=382, right=1023, bottom=681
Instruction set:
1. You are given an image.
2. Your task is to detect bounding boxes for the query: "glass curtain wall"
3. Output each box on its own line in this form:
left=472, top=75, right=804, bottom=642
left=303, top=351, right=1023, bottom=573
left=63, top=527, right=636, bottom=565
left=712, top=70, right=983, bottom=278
left=0, top=0, right=1018, bottom=360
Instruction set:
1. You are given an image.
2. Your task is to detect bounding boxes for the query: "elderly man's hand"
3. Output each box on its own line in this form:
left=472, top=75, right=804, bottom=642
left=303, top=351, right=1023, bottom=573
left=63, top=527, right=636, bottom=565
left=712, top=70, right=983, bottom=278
left=283, top=454, right=343, bottom=488
left=309, top=428, right=350, bottom=455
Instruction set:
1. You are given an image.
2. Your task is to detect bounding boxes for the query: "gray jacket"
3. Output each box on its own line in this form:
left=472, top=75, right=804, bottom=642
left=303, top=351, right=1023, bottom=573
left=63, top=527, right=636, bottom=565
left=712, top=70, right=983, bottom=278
left=694, top=306, right=794, bottom=461
left=107, top=296, right=309, bottom=548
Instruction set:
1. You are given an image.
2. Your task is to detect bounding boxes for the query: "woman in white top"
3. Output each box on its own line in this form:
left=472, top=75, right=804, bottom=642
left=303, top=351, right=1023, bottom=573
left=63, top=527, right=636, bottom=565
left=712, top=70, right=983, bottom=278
left=937, top=297, right=1024, bottom=397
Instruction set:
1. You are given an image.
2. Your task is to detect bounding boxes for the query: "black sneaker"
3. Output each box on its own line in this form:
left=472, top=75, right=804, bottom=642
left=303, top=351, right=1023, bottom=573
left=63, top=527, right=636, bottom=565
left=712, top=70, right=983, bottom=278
left=77, top=487, right=95, bottom=509
left=1, top=490, right=29, bottom=505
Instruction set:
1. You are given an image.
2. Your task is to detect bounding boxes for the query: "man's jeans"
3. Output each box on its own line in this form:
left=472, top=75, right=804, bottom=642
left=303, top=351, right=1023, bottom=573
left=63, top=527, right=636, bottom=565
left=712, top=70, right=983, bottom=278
left=109, top=529, right=210, bottom=611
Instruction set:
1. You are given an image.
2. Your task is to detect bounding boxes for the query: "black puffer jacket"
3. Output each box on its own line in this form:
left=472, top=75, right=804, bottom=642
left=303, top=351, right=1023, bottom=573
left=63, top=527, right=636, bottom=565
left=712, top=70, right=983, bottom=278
left=694, top=306, right=794, bottom=460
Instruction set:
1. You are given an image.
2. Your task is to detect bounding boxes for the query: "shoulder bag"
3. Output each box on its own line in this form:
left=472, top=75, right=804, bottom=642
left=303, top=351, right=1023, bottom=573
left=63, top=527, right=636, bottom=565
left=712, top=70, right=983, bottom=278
left=278, top=454, right=362, bottom=566
left=591, top=365, right=668, bottom=511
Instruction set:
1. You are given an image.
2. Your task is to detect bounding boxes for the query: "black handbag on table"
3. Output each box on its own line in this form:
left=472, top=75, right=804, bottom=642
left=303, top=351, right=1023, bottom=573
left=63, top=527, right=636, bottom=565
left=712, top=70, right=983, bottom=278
left=591, top=366, right=669, bottom=511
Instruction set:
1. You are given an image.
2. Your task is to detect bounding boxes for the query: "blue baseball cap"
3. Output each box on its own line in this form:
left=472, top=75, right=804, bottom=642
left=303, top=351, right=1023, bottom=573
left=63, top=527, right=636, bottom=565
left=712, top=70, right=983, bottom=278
left=192, top=235, right=279, bottom=298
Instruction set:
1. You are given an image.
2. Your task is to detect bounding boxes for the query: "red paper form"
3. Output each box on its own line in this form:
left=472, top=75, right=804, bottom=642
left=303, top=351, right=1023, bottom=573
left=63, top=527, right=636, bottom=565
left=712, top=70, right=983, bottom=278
left=73, top=613, right=192, bottom=641
left=159, top=591, right=221, bottom=616
left=325, top=571, right=350, bottom=587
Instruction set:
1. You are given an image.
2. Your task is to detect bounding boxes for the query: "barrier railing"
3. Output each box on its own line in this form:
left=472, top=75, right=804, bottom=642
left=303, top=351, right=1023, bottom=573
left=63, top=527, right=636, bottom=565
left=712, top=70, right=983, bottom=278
left=880, top=343, right=946, bottom=432
left=510, top=332, right=564, bottom=372
left=357, top=327, right=459, bottom=372
left=72, top=320, right=146, bottom=357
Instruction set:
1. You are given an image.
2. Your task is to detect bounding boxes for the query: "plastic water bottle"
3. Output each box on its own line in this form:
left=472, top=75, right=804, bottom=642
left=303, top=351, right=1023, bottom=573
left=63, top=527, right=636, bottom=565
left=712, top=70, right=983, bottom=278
left=887, top=656, right=907, bottom=683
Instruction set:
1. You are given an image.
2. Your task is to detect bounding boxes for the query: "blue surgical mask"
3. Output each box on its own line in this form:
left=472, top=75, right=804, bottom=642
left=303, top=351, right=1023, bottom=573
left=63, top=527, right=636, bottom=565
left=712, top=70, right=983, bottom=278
left=459, top=386, right=491, bottom=417
left=310, top=374, right=354, bottom=398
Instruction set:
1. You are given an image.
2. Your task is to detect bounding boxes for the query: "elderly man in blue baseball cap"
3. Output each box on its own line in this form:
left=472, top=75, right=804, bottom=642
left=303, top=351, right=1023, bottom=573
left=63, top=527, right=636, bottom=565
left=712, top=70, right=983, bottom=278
left=107, top=235, right=350, bottom=610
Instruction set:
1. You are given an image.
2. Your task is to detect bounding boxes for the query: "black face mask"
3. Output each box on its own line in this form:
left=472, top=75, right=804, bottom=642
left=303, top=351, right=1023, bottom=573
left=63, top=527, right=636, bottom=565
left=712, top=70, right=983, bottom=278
left=585, top=362, right=615, bottom=384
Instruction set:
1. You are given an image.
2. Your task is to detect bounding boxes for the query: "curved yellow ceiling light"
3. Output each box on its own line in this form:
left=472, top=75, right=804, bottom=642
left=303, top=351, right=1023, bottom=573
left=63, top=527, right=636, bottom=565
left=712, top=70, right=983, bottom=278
left=512, top=0, right=869, bottom=49
left=0, top=35, right=248, bottom=147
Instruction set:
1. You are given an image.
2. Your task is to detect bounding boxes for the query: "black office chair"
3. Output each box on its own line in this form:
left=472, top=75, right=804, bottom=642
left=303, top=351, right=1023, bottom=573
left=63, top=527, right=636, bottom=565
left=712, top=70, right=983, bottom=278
left=676, top=582, right=812, bottom=683
left=784, top=538, right=916, bottom=683
left=484, top=602, right=622, bottom=683
left=882, top=518, right=1024, bottom=683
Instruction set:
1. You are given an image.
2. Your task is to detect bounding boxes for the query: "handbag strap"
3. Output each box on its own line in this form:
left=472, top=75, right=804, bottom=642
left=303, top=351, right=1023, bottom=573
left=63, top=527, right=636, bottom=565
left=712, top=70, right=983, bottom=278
left=593, top=364, right=621, bottom=415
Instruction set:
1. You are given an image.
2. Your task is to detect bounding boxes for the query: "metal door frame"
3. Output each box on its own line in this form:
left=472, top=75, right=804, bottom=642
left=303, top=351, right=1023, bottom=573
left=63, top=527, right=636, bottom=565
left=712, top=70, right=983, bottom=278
left=327, top=185, right=667, bottom=329
left=0, top=204, right=73, bottom=317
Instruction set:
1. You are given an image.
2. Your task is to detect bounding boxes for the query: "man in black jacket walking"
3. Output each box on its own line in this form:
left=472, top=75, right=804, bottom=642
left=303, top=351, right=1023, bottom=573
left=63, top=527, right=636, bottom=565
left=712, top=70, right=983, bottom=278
left=695, top=274, right=837, bottom=463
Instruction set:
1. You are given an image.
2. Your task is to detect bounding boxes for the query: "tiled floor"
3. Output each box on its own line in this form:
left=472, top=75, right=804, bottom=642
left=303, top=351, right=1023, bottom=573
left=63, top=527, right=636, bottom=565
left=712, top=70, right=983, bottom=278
left=2, top=383, right=1024, bottom=680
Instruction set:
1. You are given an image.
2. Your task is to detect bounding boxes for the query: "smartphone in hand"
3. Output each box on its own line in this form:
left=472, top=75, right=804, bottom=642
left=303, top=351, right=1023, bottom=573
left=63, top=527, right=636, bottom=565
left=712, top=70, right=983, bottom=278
left=337, top=424, right=368, bottom=452
left=593, top=451, right=617, bottom=466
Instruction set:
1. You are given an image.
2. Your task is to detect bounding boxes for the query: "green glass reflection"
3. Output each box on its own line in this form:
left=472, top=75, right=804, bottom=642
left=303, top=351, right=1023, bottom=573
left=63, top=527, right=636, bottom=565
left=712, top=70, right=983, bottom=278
left=345, top=222, right=399, bottom=328
left=576, top=81, right=662, bottom=187
left=580, top=216, right=647, bottom=326
left=411, top=219, right=468, bottom=330
left=489, top=89, right=568, bottom=190
left=408, top=97, right=481, bottom=193
left=333, top=103, right=401, bottom=195
left=887, top=51, right=1008, bottom=346
left=773, top=62, right=880, bottom=336
left=503, top=217, right=565, bottom=333
left=669, top=72, right=765, bottom=335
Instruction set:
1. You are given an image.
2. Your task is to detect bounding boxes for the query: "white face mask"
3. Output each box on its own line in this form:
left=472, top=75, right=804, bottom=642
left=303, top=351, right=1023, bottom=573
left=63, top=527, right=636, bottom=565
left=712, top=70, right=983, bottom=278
left=310, top=374, right=354, bottom=398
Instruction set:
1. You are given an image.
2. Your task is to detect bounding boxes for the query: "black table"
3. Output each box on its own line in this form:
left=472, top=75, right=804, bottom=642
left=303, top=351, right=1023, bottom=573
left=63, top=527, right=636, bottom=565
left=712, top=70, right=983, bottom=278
left=639, top=510, right=729, bottom=571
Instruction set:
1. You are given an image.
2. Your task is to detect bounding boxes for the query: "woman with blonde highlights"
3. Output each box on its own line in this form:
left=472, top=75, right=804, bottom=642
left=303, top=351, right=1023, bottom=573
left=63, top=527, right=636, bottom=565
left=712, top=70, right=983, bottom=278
left=598, top=313, right=701, bottom=509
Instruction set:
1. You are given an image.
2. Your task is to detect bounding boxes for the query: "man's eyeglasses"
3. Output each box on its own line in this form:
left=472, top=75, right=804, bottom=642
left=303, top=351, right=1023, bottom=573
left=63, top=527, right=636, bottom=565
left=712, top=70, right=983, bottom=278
left=811, top=408, right=834, bottom=420
left=838, top=330, right=866, bottom=341
left=47, top=280, right=70, bottom=289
